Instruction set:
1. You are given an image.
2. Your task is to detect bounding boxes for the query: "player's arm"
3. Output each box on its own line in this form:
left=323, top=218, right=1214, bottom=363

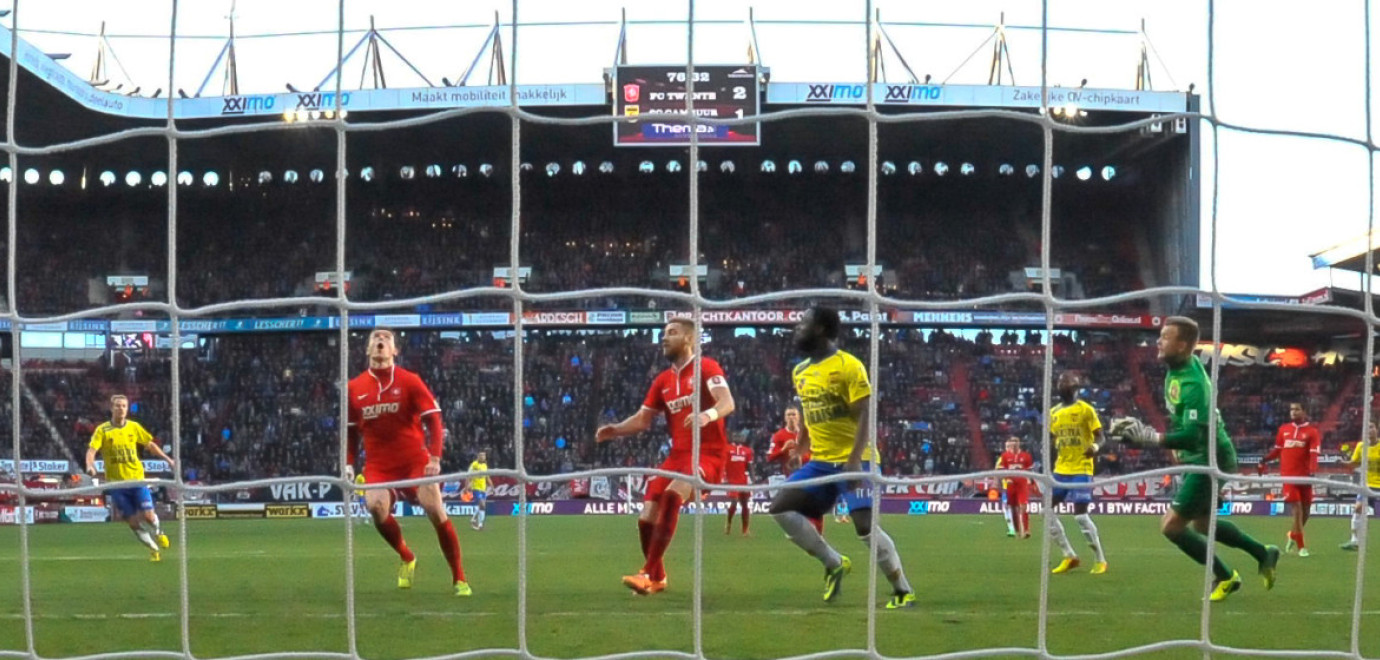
left=843, top=357, right=875, bottom=473
left=685, top=365, right=735, bottom=428
left=1350, top=443, right=1365, bottom=469
left=85, top=428, right=103, bottom=477
left=596, top=407, right=658, bottom=442
left=420, top=412, right=445, bottom=475
left=1259, top=428, right=1284, bottom=473
left=766, top=434, right=786, bottom=462
left=1308, top=429, right=1321, bottom=475
left=1159, top=380, right=1209, bottom=451
left=1086, top=408, right=1105, bottom=458
left=141, top=437, right=176, bottom=470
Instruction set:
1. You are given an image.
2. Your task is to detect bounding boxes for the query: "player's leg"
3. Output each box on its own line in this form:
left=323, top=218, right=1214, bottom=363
left=417, top=483, right=469, bottom=594
left=114, top=488, right=160, bottom=556
left=1047, top=480, right=1079, bottom=571
left=1001, top=490, right=1016, bottom=537
left=472, top=491, right=487, bottom=530
left=1342, top=496, right=1368, bottom=550
left=846, top=480, right=914, bottom=608
left=738, top=492, right=751, bottom=534
left=364, top=485, right=417, bottom=569
left=1161, top=506, right=1237, bottom=599
left=725, top=495, right=737, bottom=534
left=1295, top=486, right=1312, bottom=556
left=631, top=477, right=692, bottom=593
left=1072, top=501, right=1107, bottom=572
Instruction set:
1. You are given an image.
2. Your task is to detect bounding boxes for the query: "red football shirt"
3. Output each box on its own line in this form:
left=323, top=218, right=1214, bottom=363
left=347, top=366, right=441, bottom=470
left=998, top=450, right=1034, bottom=489
left=767, top=428, right=808, bottom=474
left=1272, top=422, right=1321, bottom=476
left=725, top=444, right=754, bottom=485
left=640, top=356, right=729, bottom=458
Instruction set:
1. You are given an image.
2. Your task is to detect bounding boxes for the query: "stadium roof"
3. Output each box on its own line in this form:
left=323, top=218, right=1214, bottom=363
left=1311, top=231, right=1380, bottom=275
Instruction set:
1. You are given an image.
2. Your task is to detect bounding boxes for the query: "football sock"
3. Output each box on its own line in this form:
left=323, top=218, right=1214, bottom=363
left=1075, top=514, right=1106, bottom=563
left=809, top=516, right=824, bottom=535
left=476, top=507, right=486, bottom=527
left=726, top=501, right=737, bottom=529
left=133, top=528, right=159, bottom=551
left=1168, top=529, right=1233, bottom=582
left=1351, top=509, right=1363, bottom=544
left=1019, top=510, right=1030, bottom=536
left=434, top=519, right=465, bottom=582
left=638, top=519, right=655, bottom=558
left=1215, top=520, right=1269, bottom=564
left=740, top=496, right=751, bottom=532
left=377, top=515, right=416, bottom=563
left=1003, top=504, right=1015, bottom=531
left=860, top=529, right=911, bottom=593
left=775, top=510, right=842, bottom=569
left=643, top=491, right=682, bottom=582
left=1050, top=518, right=1077, bottom=559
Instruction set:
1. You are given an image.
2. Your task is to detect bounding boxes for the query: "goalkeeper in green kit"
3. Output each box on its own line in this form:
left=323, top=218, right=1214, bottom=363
left=1110, top=316, right=1280, bottom=602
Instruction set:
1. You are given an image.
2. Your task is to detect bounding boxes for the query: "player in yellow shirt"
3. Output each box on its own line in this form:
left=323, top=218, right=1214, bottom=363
left=1047, top=373, right=1109, bottom=575
left=84, top=394, right=176, bottom=561
left=1341, top=422, right=1380, bottom=551
left=466, top=451, right=489, bottom=531
left=769, top=307, right=914, bottom=609
left=353, top=473, right=371, bottom=526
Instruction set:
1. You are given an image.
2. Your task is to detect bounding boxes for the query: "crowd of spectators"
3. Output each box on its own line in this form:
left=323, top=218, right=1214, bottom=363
left=6, top=178, right=1150, bottom=316
left=10, top=329, right=1364, bottom=492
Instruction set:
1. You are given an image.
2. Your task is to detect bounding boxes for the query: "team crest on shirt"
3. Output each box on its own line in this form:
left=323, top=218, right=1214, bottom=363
left=1167, top=379, right=1181, bottom=405
left=827, top=371, right=841, bottom=384
left=392, top=388, right=401, bottom=395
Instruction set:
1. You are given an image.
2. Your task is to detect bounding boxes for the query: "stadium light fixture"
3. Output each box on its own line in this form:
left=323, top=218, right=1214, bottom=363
left=49, top=170, right=65, bottom=186
left=813, top=161, right=829, bottom=174
left=0, top=167, right=10, bottom=182
left=960, top=162, right=976, bottom=176
left=880, top=161, right=896, bottom=176
left=257, top=171, right=273, bottom=185
left=697, top=160, right=708, bottom=173
left=400, top=166, right=416, bottom=180
left=1076, top=166, right=1093, bottom=181
left=639, top=161, right=654, bottom=174
left=666, top=160, right=681, bottom=173
left=572, top=161, right=586, bottom=175
left=360, top=167, right=375, bottom=182
left=933, top=161, right=949, bottom=176
left=760, top=160, right=776, bottom=173
left=545, top=162, right=561, bottom=177
left=998, top=163, right=1015, bottom=176
left=840, top=161, right=856, bottom=174
left=452, top=164, right=468, bottom=178
left=100, top=171, right=117, bottom=186
left=425, top=164, right=442, bottom=178
left=907, top=161, right=922, bottom=176
left=519, top=162, right=533, bottom=173
left=719, top=160, right=735, bottom=174
left=480, top=163, right=495, bottom=177
left=1101, top=166, right=1117, bottom=181
left=22, top=168, right=38, bottom=184
left=787, top=160, right=803, bottom=174
left=1025, top=164, right=1039, bottom=178
left=1051, top=166, right=1065, bottom=179
left=309, top=169, right=325, bottom=183
left=202, top=171, right=219, bottom=187
left=177, top=171, right=193, bottom=186
left=284, top=170, right=299, bottom=184
left=125, top=171, right=142, bottom=187
left=151, top=171, right=168, bottom=187
left=598, top=161, right=614, bottom=174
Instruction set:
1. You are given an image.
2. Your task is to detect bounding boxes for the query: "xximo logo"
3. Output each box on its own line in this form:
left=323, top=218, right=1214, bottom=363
left=805, top=84, right=866, bottom=102
left=221, top=95, right=275, bottom=115
left=511, top=502, right=555, bottom=515
left=295, top=92, right=351, bottom=110
left=883, top=85, right=943, bottom=103
left=907, top=500, right=951, bottom=515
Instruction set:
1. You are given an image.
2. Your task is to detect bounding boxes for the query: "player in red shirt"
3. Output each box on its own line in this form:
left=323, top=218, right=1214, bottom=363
left=347, top=329, right=469, bottom=596
left=765, top=406, right=823, bottom=534
left=997, top=436, right=1034, bottom=538
left=724, top=433, right=755, bottom=536
left=596, top=318, right=735, bottom=595
left=1257, top=402, right=1322, bottom=556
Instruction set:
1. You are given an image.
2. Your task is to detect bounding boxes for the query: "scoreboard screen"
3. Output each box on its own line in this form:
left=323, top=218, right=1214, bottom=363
left=614, top=65, right=759, bottom=147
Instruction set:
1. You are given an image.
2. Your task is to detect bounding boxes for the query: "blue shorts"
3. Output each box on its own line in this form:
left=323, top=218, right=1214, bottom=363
left=109, top=486, right=154, bottom=518
left=473, top=490, right=487, bottom=503
left=785, top=461, right=876, bottom=512
left=1053, top=474, right=1092, bottom=504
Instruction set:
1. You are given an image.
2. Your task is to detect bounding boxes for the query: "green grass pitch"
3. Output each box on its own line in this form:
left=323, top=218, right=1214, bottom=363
left=1, top=513, right=1377, bottom=659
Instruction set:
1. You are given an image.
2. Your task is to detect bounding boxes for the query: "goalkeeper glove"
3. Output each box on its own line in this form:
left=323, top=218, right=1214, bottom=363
left=1110, top=417, right=1160, bottom=446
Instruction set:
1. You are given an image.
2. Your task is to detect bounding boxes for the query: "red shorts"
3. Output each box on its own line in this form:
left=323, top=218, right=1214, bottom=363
left=725, top=482, right=750, bottom=499
left=1006, top=484, right=1029, bottom=506
left=364, top=459, right=427, bottom=506
left=645, top=453, right=725, bottom=502
left=1282, top=484, right=1313, bottom=506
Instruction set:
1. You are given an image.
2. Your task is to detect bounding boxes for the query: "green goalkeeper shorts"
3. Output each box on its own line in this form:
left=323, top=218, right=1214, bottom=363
left=1172, top=473, right=1219, bottom=519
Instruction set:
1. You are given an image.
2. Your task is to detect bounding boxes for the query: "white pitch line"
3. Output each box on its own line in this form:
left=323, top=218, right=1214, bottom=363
left=4, top=609, right=1379, bottom=621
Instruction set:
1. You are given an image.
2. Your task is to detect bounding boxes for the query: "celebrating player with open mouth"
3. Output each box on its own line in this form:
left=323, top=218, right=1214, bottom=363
left=347, top=329, right=470, bottom=596
left=597, top=318, right=735, bottom=595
